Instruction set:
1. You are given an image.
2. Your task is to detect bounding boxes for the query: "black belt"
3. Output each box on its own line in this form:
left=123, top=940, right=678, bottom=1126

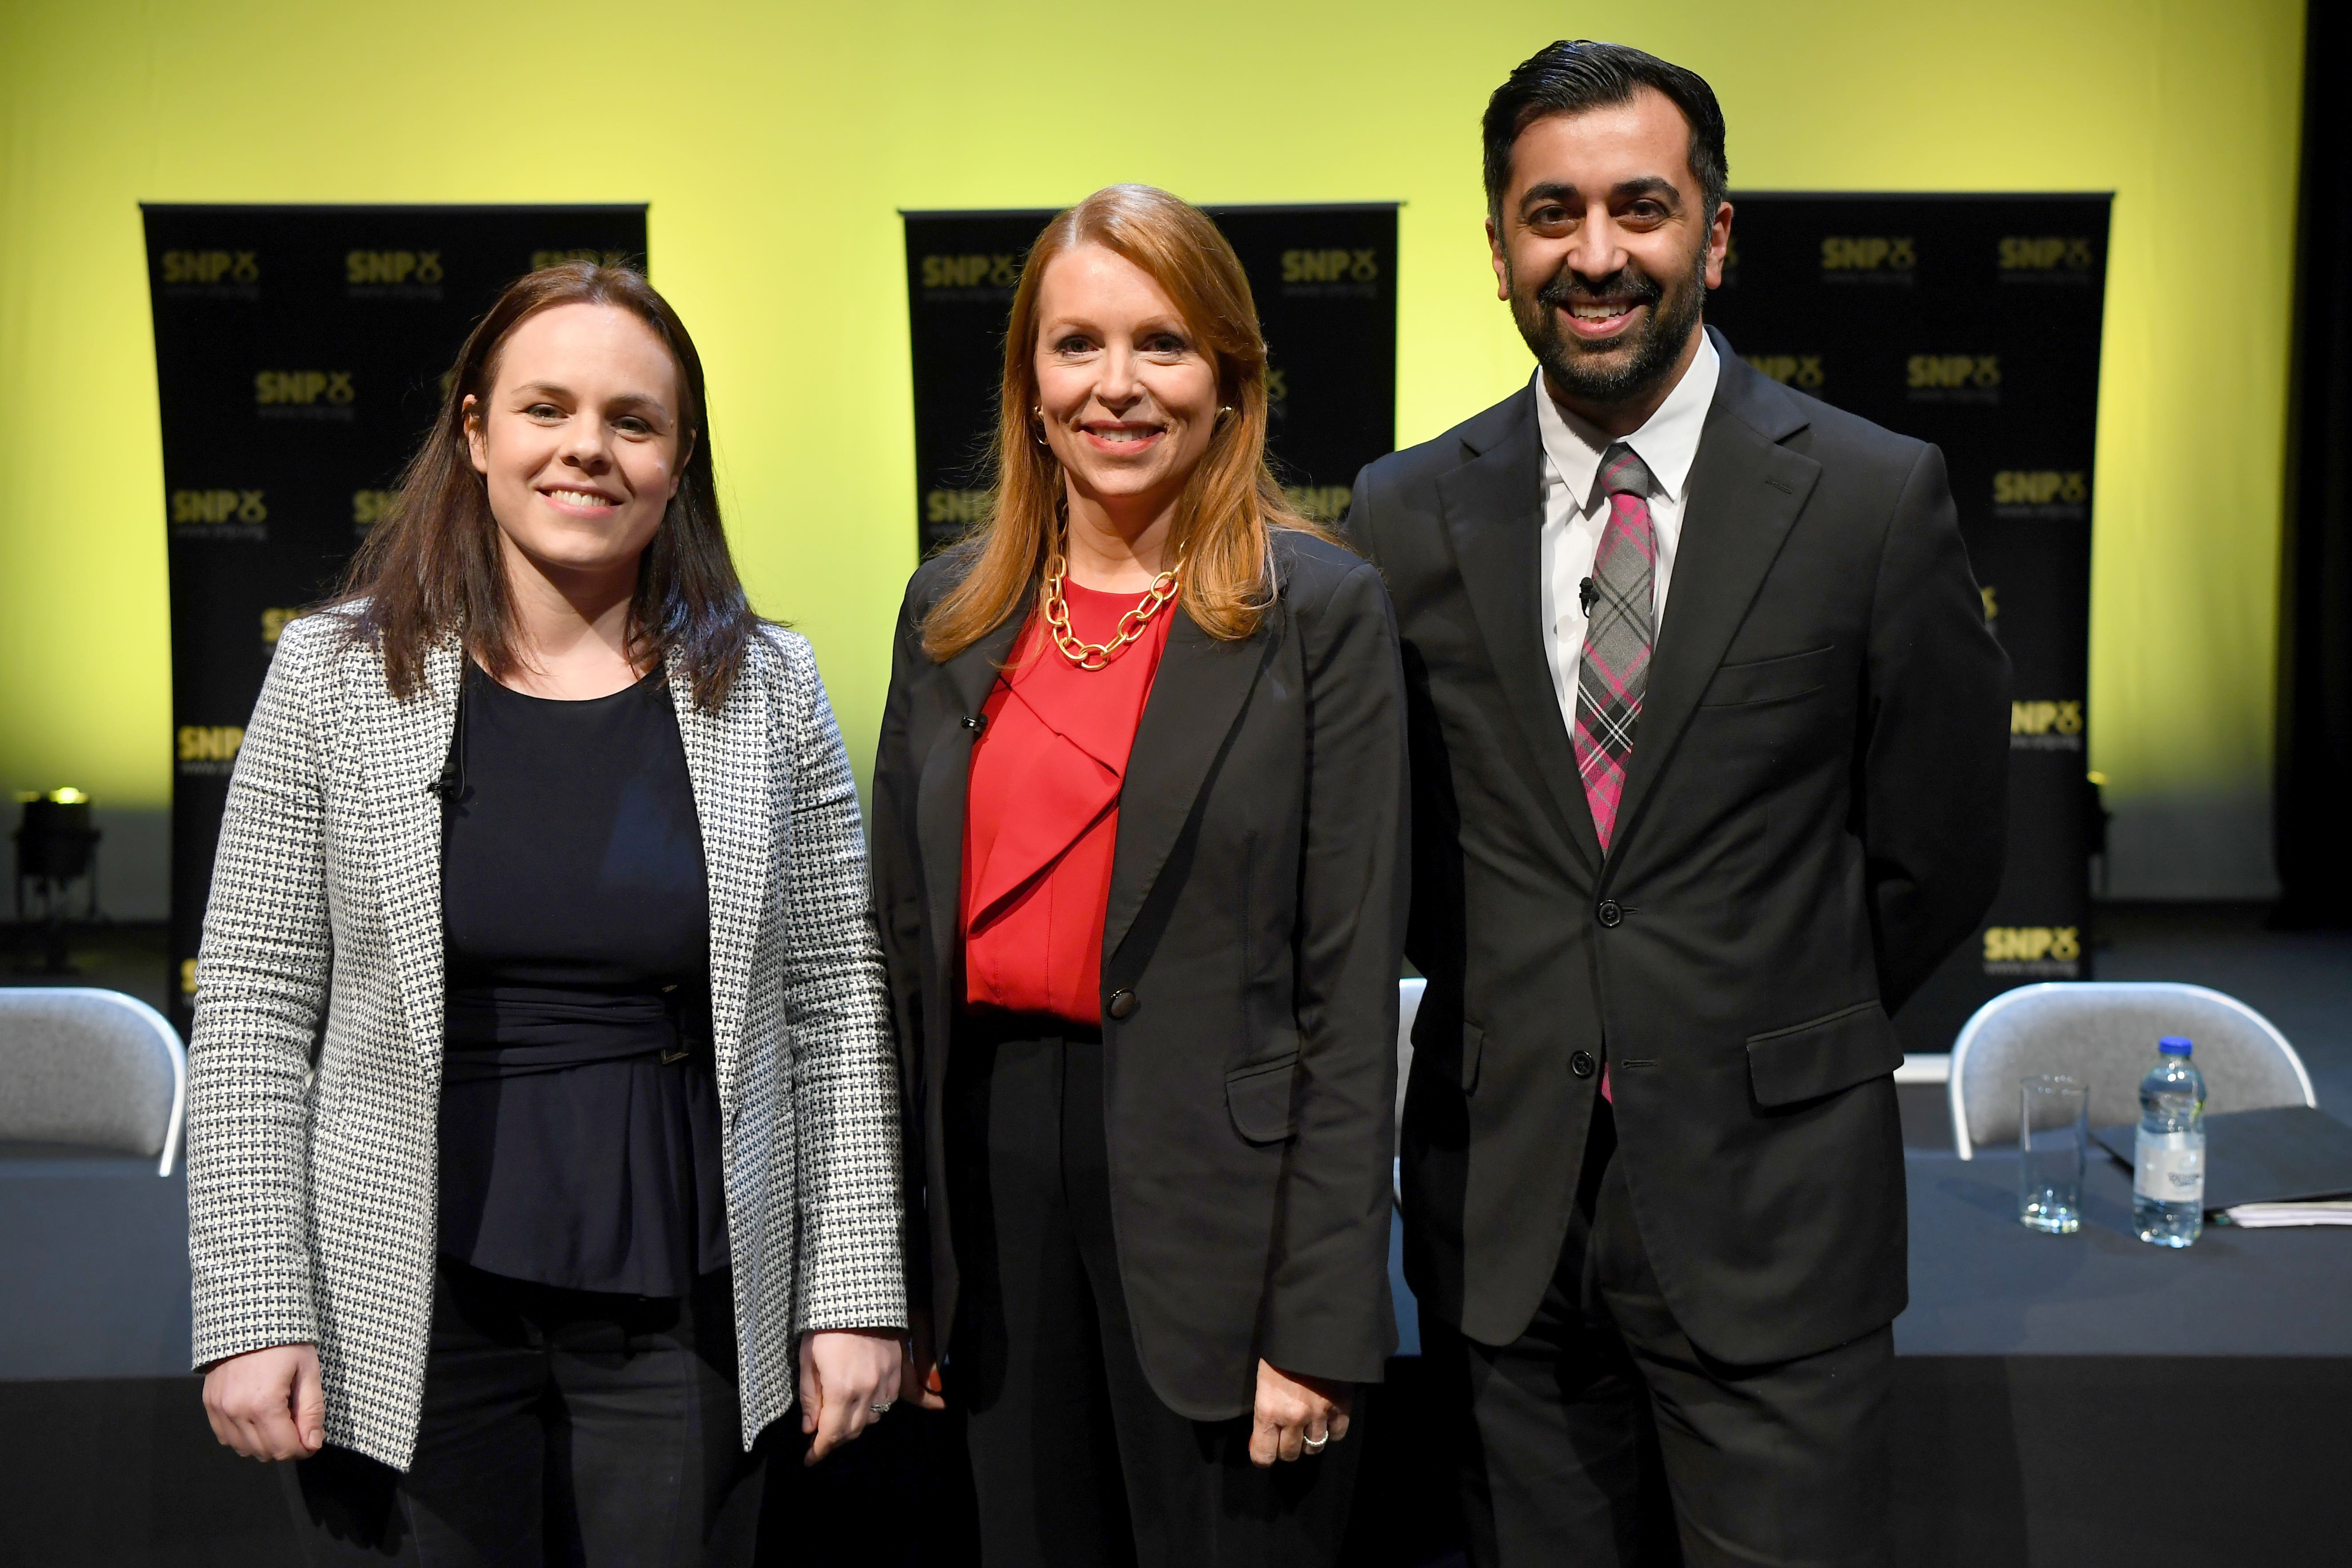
left=443, top=983, right=712, bottom=1082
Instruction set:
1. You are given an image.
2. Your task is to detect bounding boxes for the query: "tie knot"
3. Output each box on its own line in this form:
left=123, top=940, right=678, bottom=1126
left=1600, top=443, right=1653, bottom=499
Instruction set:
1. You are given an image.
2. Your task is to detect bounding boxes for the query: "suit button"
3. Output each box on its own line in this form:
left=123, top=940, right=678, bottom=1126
left=960, top=714, right=987, bottom=733
left=1571, top=1051, right=1597, bottom=1079
left=1597, top=899, right=1623, bottom=928
left=1106, top=989, right=1138, bottom=1020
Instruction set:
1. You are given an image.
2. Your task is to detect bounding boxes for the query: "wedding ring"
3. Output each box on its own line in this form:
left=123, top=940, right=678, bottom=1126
left=870, top=1400, right=893, bottom=1416
left=1304, top=1432, right=1329, bottom=1452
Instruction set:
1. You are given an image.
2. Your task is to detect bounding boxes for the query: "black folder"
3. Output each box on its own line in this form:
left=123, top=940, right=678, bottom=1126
left=2092, top=1106, right=2352, bottom=1212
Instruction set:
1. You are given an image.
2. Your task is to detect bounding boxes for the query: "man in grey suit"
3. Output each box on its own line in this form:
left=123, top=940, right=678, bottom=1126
left=1347, top=40, right=2009, bottom=1567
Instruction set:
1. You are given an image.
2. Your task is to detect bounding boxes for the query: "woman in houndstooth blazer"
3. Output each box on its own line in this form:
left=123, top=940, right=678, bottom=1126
left=187, top=264, right=905, bottom=1564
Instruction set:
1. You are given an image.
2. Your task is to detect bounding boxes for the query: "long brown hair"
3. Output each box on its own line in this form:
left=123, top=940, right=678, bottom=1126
left=333, top=262, right=761, bottom=710
left=920, top=184, right=1335, bottom=662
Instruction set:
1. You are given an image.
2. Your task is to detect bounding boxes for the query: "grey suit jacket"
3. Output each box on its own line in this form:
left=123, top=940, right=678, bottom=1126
left=186, top=612, right=905, bottom=1469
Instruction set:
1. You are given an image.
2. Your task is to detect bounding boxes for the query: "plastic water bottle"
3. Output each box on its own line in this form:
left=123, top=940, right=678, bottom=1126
left=2133, top=1035, right=2207, bottom=1247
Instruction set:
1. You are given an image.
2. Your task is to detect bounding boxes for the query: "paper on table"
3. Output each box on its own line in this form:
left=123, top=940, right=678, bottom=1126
left=2222, top=1201, right=2352, bottom=1229
left=2092, top=1107, right=2352, bottom=1213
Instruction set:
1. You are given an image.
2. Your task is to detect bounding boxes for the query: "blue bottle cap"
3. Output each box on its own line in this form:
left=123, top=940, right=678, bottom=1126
left=2159, top=1035, right=2194, bottom=1055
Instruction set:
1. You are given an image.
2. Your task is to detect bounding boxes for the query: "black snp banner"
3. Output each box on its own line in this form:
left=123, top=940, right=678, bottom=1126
left=1706, top=192, right=2111, bottom=1055
left=142, top=204, right=648, bottom=1035
left=902, top=204, right=1397, bottom=557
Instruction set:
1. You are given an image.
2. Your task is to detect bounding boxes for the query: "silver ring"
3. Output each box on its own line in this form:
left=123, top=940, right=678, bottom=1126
left=870, top=1400, right=893, bottom=1416
left=1303, top=1432, right=1329, bottom=1452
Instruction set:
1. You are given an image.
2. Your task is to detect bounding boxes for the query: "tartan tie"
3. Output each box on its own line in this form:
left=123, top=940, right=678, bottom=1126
left=1575, top=443, right=1657, bottom=855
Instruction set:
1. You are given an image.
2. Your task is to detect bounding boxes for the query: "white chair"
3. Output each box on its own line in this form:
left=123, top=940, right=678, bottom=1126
left=1947, top=982, right=2314, bottom=1159
left=0, top=987, right=186, bottom=1175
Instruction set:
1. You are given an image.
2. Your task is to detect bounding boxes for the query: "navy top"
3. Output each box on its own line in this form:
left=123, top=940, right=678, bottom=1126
left=436, top=661, right=729, bottom=1297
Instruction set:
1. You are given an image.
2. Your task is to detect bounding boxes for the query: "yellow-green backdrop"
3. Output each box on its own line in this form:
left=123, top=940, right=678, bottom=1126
left=0, top=0, right=2306, bottom=906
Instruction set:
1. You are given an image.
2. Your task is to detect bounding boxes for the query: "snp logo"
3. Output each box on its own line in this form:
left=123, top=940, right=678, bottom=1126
left=257, top=371, right=355, bottom=405
left=177, top=725, right=246, bottom=775
left=2011, top=700, right=2084, bottom=751
left=921, top=254, right=1023, bottom=289
left=1994, top=470, right=2086, bottom=506
left=353, top=489, right=400, bottom=529
left=347, top=249, right=444, bottom=285
left=1983, top=926, right=2082, bottom=967
left=161, top=249, right=260, bottom=285
left=260, top=608, right=304, bottom=643
left=172, top=489, right=267, bottom=525
left=1994, top=470, right=2087, bottom=517
left=924, top=489, right=990, bottom=527
left=1980, top=585, right=1999, bottom=624
left=1283, top=486, right=1351, bottom=523
left=1999, top=237, right=2097, bottom=272
left=1265, top=366, right=1289, bottom=405
left=1744, top=354, right=1823, bottom=389
left=1908, top=355, right=1999, bottom=389
left=2012, top=700, right=2083, bottom=735
left=1820, top=236, right=1915, bottom=271
left=1281, top=249, right=1379, bottom=284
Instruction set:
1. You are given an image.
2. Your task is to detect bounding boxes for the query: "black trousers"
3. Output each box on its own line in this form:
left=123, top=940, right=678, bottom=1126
left=943, top=1016, right=1360, bottom=1568
left=1423, top=1103, right=1893, bottom=1568
left=282, top=1259, right=765, bottom=1567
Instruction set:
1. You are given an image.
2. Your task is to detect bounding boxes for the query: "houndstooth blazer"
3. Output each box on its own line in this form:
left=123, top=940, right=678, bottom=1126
left=186, top=611, right=905, bottom=1470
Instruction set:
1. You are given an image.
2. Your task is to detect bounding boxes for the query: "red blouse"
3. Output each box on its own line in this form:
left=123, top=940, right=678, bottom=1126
left=961, top=580, right=1173, bottom=1024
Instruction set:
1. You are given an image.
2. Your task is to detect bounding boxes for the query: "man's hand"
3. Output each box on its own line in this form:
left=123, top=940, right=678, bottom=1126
left=799, top=1327, right=904, bottom=1466
left=1249, top=1359, right=1352, bottom=1467
left=203, top=1343, right=325, bottom=1462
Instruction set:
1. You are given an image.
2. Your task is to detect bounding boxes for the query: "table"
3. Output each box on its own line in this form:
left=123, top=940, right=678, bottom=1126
left=1890, top=1149, right=2352, bottom=1566
left=1357, top=1151, right=2352, bottom=1566
left=7, top=1146, right=2349, bottom=1566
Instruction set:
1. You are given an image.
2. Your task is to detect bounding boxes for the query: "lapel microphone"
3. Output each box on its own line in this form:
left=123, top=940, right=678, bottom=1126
left=1579, top=576, right=1597, bottom=615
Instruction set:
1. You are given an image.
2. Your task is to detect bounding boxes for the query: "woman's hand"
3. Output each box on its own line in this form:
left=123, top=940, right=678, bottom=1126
left=203, top=1343, right=325, bottom=1461
left=798, top=1327, right=904, bottom=1466
left=1249, top=1359, right=1352, bottom=1467
left=899, top=1307, right=948, bottom=1412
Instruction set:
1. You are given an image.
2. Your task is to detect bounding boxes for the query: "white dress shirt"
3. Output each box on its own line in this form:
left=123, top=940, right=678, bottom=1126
left=1535, top=331, right=1721, bottom=734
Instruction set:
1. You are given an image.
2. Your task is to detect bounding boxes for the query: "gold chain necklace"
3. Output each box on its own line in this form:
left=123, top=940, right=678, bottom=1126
left=1041, top=551, right=1182, bottom=670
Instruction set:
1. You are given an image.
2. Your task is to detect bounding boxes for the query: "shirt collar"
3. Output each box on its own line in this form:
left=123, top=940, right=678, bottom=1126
left=1533, top=328, right=1721, bottom=506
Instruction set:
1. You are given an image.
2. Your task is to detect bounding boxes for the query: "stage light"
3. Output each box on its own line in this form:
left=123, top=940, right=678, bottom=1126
left=12, top=787, right=103, bottom=974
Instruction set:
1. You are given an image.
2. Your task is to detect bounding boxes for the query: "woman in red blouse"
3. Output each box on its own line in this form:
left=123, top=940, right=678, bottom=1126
left=871, top=185, right=1409, bottom=1566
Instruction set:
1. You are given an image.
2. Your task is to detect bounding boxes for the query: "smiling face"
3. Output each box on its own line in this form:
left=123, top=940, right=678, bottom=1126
left=1489, top=87, right=1732, bottom=417
left=1031, top=243, right=1221, bottom=535
left=464, top=301, right=692, bottom=584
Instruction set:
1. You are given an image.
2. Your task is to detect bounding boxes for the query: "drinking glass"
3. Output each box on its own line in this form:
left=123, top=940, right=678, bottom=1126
left=2018, top=1074, right=2088, bottom=1234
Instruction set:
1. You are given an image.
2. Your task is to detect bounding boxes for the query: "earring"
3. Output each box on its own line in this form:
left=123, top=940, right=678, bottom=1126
left=1032, top=406, right=1051, bottom=446
left=1218, top=405, right=1236, bottom=419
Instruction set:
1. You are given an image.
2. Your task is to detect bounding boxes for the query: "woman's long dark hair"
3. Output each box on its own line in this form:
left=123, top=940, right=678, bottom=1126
left=332, top=262, right=760, bottom=711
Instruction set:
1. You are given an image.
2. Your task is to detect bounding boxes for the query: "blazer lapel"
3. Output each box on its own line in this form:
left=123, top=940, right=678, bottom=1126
left=1437, top=399, right=1605, bottom=876
left=356, top=636, right=461, bottom=1072
left=1102, top=608, right=1276, bottom=965
left=1607, top=356, right=1821, bottom=874
left=671, top=661, right=770, bottom=1102
left=914, top=611, right=1027, bottom=1006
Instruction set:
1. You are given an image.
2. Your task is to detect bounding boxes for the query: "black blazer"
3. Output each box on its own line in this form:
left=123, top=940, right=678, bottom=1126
left=871, top=529, right=1409, bottom=1419
left=1349, top=332, right=2009, bottom=1364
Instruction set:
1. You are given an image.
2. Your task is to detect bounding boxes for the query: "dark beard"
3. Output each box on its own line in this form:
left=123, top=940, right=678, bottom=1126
left=1509, top=239, right=1707, bottom=409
